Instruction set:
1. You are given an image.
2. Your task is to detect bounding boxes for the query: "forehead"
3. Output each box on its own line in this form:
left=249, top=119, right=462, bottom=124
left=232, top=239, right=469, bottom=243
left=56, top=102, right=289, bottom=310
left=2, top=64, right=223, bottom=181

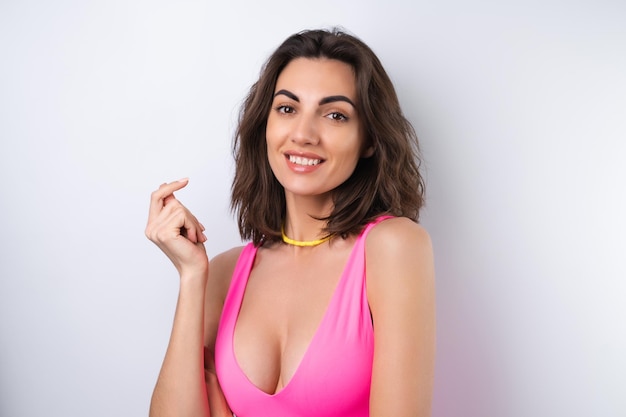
left=275, top=58, right=357, bottom=98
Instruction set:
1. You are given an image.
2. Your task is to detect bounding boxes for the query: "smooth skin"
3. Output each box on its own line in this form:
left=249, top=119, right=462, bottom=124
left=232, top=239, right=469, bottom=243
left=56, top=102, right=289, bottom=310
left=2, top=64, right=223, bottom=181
left=146, top=58, right=435, bottom=417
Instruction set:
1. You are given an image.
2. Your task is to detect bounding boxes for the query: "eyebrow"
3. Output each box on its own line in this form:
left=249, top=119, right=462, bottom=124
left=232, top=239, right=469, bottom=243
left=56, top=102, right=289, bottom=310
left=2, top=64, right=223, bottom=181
left=274, top=89, right=356, bottom=108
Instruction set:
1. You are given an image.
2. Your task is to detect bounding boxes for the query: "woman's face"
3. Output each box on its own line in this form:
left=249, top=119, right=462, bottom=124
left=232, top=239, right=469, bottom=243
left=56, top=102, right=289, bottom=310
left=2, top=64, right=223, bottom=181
left=266, top=57, right=372, bottom=201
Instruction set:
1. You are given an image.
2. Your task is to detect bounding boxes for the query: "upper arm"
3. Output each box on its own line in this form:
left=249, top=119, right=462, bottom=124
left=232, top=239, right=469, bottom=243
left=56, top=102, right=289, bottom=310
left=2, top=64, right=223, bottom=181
left=204, top=246, right=243, bottom=353
left=366, top=218, right=436, bottom=417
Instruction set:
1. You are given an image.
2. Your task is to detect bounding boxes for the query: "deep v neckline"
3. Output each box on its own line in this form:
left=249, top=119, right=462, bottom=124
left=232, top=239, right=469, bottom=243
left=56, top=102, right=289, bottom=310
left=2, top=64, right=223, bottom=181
left=231, top=239, right=362, bottom=397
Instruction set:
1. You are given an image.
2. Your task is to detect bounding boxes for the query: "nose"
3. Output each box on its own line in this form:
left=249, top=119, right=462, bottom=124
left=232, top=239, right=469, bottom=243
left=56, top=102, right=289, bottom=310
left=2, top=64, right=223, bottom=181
left=290, top=112, right=319, bottom=146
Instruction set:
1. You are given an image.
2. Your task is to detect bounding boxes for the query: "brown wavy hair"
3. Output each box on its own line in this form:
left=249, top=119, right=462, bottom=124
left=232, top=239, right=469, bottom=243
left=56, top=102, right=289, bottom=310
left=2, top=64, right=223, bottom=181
left=231, top=28, right=425, bottom=245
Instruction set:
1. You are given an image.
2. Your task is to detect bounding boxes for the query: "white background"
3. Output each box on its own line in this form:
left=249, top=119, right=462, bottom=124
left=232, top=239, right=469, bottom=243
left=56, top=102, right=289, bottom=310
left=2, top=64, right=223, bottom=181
left=1, top=1, right=625, bottom=416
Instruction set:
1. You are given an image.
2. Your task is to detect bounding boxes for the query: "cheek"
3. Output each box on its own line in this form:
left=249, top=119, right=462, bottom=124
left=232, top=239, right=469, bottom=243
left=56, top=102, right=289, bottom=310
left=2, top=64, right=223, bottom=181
left=265, top=116, right=284, bottom=148
left=265, top=130, right=282, bottom=174
left=338, top=133, right=365, bottom=159
left=265, top=128, right=277, bottom=155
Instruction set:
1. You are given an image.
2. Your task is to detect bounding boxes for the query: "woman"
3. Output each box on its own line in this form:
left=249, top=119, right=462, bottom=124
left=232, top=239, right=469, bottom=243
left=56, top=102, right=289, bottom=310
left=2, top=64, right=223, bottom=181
left=145, top=29, right=435, bottom=417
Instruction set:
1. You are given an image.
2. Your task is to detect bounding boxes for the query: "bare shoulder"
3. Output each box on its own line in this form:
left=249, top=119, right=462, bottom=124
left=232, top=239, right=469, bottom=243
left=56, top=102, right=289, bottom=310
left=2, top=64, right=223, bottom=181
left=366, top=217, right=434, bottom=298
left=207, top=245, right=247, bottom=301
left=210, top=246, right=245, bottom=282
left=366, top=217, right=433, bottom=260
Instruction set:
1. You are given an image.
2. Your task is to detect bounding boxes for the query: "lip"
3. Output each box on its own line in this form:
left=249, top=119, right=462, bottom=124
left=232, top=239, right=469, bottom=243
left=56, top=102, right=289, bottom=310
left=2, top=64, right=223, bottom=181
left=284, top=150, right=325, bottom=159
left=284, top=150, right=325, bottom=173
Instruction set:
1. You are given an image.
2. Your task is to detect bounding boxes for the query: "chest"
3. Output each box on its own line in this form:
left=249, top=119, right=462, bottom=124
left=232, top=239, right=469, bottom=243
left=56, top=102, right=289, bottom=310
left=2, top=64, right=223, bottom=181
left=215, top=240, right=375, bottom=416
left=234, top=245, right=352, bottom=394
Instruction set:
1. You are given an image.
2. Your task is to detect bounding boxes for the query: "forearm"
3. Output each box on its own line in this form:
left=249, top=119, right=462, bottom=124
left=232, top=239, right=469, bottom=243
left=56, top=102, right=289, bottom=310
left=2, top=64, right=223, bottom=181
left=150, top=271, right=210, bottom=417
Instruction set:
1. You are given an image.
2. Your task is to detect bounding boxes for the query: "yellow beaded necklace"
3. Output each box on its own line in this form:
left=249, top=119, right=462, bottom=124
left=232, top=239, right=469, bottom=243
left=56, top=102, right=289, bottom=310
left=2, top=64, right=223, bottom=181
left=281, top=224, right=332, bottom=247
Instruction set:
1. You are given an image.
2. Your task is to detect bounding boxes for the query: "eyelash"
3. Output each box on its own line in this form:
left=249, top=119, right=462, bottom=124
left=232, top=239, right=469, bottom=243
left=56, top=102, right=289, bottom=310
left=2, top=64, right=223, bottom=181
left=327, top=112, right=349, bottom=122
left=273, top=106, right=350, bottom=122
left=275, top=105, right=295, bottom=114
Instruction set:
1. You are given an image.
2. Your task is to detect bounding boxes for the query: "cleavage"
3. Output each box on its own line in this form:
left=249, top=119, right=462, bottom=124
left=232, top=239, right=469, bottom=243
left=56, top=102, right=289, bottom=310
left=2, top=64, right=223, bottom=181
left=233, top=245, right=350, bottom=395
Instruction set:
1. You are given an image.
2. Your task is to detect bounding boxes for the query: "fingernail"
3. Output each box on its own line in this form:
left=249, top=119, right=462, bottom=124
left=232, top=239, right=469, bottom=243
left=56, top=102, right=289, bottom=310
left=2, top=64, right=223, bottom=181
left=177, top=177, right=189, bottom=182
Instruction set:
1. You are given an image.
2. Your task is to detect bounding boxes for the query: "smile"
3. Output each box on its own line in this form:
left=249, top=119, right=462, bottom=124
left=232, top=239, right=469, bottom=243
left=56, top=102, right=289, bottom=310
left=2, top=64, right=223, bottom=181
left=288, top=155, right=322, bottom=166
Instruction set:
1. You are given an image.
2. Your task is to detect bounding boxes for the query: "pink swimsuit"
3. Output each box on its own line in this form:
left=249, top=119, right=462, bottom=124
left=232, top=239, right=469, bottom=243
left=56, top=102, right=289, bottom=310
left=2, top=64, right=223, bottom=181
left=215, top=217, right=390, bottom=416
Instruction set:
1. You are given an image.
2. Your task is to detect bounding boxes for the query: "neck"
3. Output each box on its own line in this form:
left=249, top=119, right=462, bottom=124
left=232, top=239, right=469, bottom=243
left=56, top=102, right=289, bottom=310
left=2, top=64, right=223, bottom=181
left=283, top=194, right=332, bottom=242
left=281, top=224, right=331, bottom=247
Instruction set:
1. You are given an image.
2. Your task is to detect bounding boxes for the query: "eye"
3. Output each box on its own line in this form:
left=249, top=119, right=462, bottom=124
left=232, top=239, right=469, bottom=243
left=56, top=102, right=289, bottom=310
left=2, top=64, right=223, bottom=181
left=327, top=112, right=349, bottom=122
left=275, top=105, right=295, bottom=114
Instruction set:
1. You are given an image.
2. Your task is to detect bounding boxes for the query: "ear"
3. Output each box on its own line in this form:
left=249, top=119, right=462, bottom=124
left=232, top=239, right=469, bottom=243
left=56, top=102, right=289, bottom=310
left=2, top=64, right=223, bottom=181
left=361, top=145, right=375, bottom=158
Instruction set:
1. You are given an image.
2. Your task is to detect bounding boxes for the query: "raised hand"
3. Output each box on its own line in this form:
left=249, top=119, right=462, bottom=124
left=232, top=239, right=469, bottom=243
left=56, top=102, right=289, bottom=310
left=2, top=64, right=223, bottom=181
left=145, top=179, right=209, bottom=278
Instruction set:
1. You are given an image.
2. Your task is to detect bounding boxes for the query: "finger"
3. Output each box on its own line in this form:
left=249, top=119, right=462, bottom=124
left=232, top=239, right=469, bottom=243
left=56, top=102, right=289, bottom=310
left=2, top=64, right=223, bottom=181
left=185, top=220, right=207, bottom=243
left=163, top=194, right=176, bottom=206
left=188, top=213, right=207, bottom=242
left=159, top=201, right=203, bottom=244
left=181, top=213, right=207, bottom=244
left=148, top=178, right=189, bottom=220
left=182, top=214, right=201, bottom=244
left=148, top=206, right=188, bottom=246
left=146, top=194, right=187, bottom=240
left=197, top=221, right=207, bottom=242
left=196, top=227, right=208, bottom=243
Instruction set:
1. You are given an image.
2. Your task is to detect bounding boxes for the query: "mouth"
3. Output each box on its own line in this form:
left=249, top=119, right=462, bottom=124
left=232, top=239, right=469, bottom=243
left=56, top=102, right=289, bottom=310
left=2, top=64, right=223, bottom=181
left=287, top=155, right=323, bottom=166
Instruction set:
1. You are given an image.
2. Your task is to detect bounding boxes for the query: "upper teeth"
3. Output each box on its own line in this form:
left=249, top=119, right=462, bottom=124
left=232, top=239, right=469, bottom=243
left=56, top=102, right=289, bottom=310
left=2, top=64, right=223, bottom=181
left=289, top=155, right=321, bottom=166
